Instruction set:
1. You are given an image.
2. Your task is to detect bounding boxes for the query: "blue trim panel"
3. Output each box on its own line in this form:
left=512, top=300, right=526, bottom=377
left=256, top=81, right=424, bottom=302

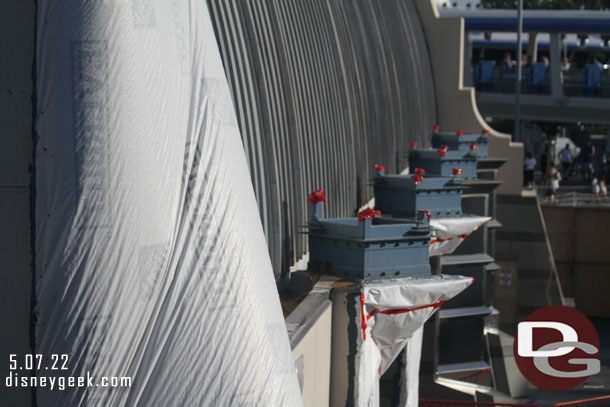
left=465, top=17, right=610, bottom=33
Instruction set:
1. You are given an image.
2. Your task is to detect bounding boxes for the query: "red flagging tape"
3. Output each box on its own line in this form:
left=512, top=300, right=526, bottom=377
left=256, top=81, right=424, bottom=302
left=430, top=225, right=483, bottom=245
left=411, top=174, right=424, bottom=184
left=437, top=145, right=449, bottom=158
left=358, top=208, right=381, bottom=222
left=308, top=189, right=327, bottom=205
left=360, top=293, right=367, bottom=341
left=365, top=300, right=446, bottom=321
left=360, top=296, right=446, bottom=341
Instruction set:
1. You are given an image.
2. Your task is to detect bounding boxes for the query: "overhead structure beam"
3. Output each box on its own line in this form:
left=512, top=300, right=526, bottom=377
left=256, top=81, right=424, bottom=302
left=514, top=0, right=523, bottom=143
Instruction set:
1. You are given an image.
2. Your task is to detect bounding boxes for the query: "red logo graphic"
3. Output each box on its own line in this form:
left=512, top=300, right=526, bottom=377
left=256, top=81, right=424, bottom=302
left=513, top=306, right=600, bottom=391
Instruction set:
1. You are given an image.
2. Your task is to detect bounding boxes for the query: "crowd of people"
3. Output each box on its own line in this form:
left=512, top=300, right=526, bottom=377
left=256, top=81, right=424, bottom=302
left=499, top=51, right=604, bottom=72
left=524, top=139, right=610, bottom=203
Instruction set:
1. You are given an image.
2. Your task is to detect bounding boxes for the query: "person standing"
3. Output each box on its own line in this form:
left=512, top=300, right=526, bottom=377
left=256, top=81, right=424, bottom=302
left=524, top=152, right=537, bottom=189
left=592, top=177, right=601, bottom=203
left=558, top=143, right=573, bottom=179
left=600, top=179, right=609, bottom=202
left=549, top=164, right=561, bottom=201
left=499, top=51, right=515, bottom=69
left=581, top=140, right=596, bottom=181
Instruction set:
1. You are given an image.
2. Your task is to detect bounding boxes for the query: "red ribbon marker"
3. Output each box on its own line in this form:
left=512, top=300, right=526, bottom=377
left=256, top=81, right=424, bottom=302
left=430, top=226, right=482, bottom=245
left=469, top=143, right=479, bottom=150
left=414, top=168, right=426, bottom=175
left=373, top=164, right=385, bottom=172
left=360, top=295, right=446, bottom=341
left=452, top=168, right=462, bottom=175
left=411, top=174, right=424, bottom=184
left=437, top=145, right=449, bottom=158
left=433, top=124, right=440, bottom=132
left=410, top=142, right=418, bottom=149
left=365, top=300, right=446, bottom=321
left=456, top=130, right=465, bottom=137
left=308, top=189, right=327, bottom=205
left=360, top=293, right=368, bottom=340
left=358, top=208, right=381, bottom=222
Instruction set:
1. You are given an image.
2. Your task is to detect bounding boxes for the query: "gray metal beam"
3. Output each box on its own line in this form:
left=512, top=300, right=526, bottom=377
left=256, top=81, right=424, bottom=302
left=477, top=92, right=610, bottom=124
left=549, top=33, right=563, bottom=98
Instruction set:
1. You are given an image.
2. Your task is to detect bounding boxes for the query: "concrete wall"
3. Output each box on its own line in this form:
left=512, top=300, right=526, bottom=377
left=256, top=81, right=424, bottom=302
left=495, top=191, right=564, bottom=332
left=287, top=287, right=333, bottom=407
left=0, top=1, right=35, bottom=406
left=415, top=0, right=524, bottom=196
left=291, top=304, right=332, bottom=407
left=541, top=205, right=610, bottom=317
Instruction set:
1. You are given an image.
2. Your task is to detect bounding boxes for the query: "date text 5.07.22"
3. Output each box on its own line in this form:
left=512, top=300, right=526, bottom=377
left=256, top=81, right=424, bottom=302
left=9, top=354, right=68, bottom=371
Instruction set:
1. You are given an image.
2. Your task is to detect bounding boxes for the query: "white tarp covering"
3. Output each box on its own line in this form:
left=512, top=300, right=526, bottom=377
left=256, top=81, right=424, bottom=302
left=429, top=215, right=492, bottom=256
left=356, top=275, right=473, bottom=407
left=35, top=1, right=302, bottom=406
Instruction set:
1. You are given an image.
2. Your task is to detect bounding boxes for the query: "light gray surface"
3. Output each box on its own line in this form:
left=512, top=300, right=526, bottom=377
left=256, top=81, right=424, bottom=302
left=438, top=360, right=491, bottom=375
left=439, top=305, right=495, bottom=319
left=286, top=287, right=332, bottom=350
left=442, top=253, right=494, bottom=266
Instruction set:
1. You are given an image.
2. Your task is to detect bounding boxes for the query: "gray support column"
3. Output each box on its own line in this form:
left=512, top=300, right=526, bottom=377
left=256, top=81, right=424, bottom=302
left=0, top=1, right=35, bottom=406
left=514, top=0, right=523, bottom=143
left=550, top=33, right=564, bottom=98
left=527, top=32, right=538, bottom=63
left=464, top=33, right=473, bottom=87
left=329, top=286, right=360, bottom=407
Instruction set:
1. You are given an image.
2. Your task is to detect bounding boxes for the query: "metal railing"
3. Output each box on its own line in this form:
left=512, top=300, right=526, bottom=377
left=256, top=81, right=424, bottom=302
left=553, top=395, right=610, bottom=407
left=473, top=63, right=610, bottom=98
left=419, top=400, right=541, bottom=407
left=418, top=395, right=610, bottom=407
left=538, top=190, right=610, bottom=207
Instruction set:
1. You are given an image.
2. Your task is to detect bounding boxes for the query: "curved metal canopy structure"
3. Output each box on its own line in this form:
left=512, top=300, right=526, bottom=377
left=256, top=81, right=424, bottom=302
left=207, top=0, right=438, bottom=278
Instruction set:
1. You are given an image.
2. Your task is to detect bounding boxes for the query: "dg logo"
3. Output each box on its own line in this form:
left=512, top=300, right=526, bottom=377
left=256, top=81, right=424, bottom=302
left=514, top=305, right=601, bottom=391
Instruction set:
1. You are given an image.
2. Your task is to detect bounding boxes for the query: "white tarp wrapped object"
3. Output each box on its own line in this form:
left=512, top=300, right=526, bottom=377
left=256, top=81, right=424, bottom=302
left=356, top=275, right=473, bottom=407
left=35, top=1, right=302, bottom=406
left=429, top=215, right=491, bottom=256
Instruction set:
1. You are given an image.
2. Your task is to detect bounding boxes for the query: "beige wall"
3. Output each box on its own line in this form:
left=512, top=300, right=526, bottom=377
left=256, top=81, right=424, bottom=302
left=414, top=0, right=524, bottom=195
left=542, top=205, right=610, bottom=317
left=0, top=1, right=35, bottom=405
left=292, top=305, right=332, bottom=407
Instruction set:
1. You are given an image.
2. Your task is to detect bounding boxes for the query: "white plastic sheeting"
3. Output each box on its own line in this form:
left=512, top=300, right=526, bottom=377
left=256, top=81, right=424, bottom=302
left=356, top=275, right=473, bottom=407
left=35, top=1, right=302, bottom=406
left=429, top=215, right=491, bottom=256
